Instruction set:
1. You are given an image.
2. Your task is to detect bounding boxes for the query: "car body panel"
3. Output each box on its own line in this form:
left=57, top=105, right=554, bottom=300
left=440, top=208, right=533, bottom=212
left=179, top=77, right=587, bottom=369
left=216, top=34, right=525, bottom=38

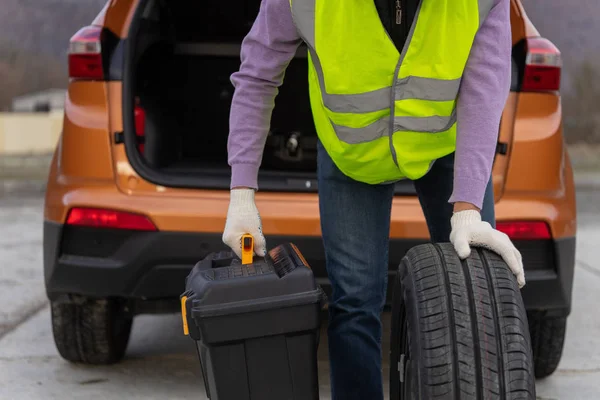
left=44, top=175, right=575, bottom=239
left=511, top=0, right=540, bottom=40
left=44, top=81, right=115, bottom=222
left=101, top=0, right=140, bottom=38
left=506, top=93, right=566, bottom=194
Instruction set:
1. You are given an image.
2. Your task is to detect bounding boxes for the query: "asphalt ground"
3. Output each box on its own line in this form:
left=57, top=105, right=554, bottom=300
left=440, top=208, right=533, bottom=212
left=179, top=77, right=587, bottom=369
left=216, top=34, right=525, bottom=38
left=0, top=183, right=599, bottom=399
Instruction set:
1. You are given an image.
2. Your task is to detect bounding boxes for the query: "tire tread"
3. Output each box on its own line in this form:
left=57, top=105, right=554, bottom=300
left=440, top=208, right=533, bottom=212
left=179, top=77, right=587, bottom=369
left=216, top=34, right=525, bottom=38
left=51, top=297, right=132, bottom=365
left=528, top=310, right=567, bottom=379
left=390, top=243, right=536, bottom=400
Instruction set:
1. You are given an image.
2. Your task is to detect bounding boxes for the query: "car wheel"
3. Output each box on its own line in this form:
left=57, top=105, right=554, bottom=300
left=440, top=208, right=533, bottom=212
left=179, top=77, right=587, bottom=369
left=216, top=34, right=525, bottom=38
left=390, top=243, right=536, bottom=399
left=528, top=311, right=567, bottom=379
left=51, top=296, right=133, bottom=365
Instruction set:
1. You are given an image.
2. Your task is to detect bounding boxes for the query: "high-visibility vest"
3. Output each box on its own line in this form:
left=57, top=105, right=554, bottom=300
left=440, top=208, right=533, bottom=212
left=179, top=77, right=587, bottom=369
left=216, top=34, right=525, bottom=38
left=290, top=0, right=494, bottom=184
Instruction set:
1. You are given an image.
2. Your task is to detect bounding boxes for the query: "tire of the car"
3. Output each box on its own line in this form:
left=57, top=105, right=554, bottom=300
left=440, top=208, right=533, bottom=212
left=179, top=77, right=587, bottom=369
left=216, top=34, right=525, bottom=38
left=389, top=243, right=536, bottom=399
left=51, top=296, right=133, bottom=365
left=527, top=311, right=567, bottom=379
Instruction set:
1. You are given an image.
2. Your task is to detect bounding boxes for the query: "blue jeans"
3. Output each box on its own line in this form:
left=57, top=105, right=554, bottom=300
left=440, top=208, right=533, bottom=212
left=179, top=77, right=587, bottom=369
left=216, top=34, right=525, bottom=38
left=317, top=141, right=495, bottom=400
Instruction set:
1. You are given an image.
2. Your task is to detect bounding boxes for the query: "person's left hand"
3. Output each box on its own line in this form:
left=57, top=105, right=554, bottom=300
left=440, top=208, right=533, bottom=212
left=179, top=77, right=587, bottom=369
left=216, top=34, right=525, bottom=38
left=450, top=209, right=525, bottom=288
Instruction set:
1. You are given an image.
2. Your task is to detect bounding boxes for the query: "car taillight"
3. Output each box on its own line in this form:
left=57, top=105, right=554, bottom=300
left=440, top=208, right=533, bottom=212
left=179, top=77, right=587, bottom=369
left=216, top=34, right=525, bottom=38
left=68, top=26, right=104, bottom=80
left=66, top=207, right=157, bottom=231
left=521, top=37, right=561, bottom=92
left=134, top=104, right=146, bottom=154
left=496, top=221, right=551, bottom=240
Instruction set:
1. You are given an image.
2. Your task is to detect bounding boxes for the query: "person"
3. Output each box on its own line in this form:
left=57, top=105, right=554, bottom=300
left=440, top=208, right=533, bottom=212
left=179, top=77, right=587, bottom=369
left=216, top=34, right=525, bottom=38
left=222, top=0, right=524, bottom=398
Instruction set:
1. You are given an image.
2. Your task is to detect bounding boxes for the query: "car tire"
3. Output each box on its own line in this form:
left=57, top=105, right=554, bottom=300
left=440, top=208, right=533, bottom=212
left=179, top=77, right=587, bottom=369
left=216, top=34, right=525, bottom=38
left=528, top=311, right=567, bottom=379
left=51, top=296, right=133, bottom=365
left=389, top=243, right=536, bottom=399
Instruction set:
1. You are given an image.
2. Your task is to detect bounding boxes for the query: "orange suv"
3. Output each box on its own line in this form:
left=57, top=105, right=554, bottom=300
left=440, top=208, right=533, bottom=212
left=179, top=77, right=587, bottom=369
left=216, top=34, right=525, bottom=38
left=44, top=0, right=576, bottom=378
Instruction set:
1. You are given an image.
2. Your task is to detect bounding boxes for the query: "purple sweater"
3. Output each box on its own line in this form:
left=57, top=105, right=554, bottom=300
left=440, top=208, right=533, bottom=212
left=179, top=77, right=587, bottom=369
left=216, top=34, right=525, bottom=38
left=227, top=0, right=511, bottom=209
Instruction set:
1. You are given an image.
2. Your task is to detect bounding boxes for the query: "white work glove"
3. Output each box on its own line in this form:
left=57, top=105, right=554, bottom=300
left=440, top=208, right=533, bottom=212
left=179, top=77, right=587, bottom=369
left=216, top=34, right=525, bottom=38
left=222, top=188, right=267, bottom=259
left=450, top=210, right=525, bottom=288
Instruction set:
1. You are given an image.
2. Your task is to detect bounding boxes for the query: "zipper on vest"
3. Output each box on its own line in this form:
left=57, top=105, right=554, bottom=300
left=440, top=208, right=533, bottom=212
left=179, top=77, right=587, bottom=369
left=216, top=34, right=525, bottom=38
left=390, top=0, right=408, bottom=52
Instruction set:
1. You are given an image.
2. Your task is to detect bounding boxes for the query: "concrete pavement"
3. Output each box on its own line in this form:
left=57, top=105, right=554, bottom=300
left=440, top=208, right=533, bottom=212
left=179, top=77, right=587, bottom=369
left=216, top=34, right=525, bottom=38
left=1, top=189, right=600, bottom=399
left=0, top=196, right=47, bottom=339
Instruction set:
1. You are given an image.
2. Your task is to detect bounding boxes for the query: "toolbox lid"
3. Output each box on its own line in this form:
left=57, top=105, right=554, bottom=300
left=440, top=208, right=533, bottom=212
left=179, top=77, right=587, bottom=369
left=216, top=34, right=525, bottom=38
left=184, top=243, right=325, bottom=319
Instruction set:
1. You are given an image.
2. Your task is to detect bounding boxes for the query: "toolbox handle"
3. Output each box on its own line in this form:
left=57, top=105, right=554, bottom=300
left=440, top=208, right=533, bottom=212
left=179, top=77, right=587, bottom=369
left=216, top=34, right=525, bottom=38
left=241, top=234, right=254, bottom=265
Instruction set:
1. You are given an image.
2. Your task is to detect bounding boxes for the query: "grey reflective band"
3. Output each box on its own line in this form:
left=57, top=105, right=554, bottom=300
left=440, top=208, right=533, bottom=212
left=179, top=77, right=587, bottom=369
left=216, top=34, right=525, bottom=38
left=394, top=110, right=457, bottom=133
left=395, top=77, right=461, bottom=102
left=291, top=0, right=316, bottom=47
left=478, top=0, right=494, bottom=27
left=325, top=85, right=391, bottom=114
left=334, top=118, right=390, bottom=144
left=313, top=61, right=461, bottom=114
left=323, top=76, right=461, bottom=114
left=333, top=112, right=457, bottom=145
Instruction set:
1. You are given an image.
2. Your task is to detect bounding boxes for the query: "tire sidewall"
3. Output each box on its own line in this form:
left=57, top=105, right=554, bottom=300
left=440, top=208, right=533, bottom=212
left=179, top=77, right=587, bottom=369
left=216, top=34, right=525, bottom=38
left=390, top=257, right=422, bottom=400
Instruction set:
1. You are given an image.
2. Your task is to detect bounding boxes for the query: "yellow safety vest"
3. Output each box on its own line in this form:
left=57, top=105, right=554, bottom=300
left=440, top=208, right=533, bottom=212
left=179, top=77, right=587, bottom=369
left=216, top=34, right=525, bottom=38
left=290, top=0, right=494, bottom=184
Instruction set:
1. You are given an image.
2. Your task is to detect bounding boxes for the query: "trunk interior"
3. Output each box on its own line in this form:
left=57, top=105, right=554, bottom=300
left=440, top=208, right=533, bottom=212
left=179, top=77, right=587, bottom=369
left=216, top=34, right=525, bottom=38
left=123, top=0, right=417, bottom=194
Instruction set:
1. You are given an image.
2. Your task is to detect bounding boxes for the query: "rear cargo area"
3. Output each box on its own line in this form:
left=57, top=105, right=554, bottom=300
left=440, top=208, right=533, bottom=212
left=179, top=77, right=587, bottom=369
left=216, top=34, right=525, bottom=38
left=135, top=45, right=316, bottom=172
left=125, top=0, right=325, bottom=192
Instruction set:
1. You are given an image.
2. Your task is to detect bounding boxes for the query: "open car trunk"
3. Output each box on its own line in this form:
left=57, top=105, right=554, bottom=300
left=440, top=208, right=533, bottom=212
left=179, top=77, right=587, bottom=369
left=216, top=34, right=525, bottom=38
left=131, top=40, right=323, bottom=192
left=123, top=0, right=338, bottom=192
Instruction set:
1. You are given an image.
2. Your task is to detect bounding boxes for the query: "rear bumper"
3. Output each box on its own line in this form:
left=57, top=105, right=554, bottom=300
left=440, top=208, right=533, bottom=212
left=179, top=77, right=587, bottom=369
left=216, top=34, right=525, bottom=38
left=43, top=221, right=576, bottom=316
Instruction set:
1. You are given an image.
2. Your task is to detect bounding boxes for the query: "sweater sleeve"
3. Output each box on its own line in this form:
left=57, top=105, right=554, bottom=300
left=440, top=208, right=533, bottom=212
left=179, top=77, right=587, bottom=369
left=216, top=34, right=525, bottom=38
left=227, top=0, right=302, bottom=189
left=448, top=0, right=512, bottom=208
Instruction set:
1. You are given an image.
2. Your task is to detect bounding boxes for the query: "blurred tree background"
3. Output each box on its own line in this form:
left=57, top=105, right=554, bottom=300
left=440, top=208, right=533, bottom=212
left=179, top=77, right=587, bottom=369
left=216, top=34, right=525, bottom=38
left=563, top=60, right=600, bottom=144
left=0, top=0, right=105, bottom=110
left=0, top=41, right=66, bottom=111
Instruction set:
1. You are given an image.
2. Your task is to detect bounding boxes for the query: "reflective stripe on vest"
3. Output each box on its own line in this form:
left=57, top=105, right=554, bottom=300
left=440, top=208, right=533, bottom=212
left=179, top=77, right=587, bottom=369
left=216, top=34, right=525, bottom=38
left=290, top=0, right=495, bottom=184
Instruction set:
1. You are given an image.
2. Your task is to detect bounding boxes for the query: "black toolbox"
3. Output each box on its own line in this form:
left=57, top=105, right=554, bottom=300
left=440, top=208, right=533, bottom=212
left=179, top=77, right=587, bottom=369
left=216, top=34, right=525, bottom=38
left=181, top=243, right=326, bottom=400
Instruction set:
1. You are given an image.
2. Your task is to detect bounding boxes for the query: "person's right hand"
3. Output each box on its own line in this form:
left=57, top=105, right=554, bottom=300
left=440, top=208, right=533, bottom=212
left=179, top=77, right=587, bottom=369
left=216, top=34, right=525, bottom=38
left=222, top=188, right=267, bottom=259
